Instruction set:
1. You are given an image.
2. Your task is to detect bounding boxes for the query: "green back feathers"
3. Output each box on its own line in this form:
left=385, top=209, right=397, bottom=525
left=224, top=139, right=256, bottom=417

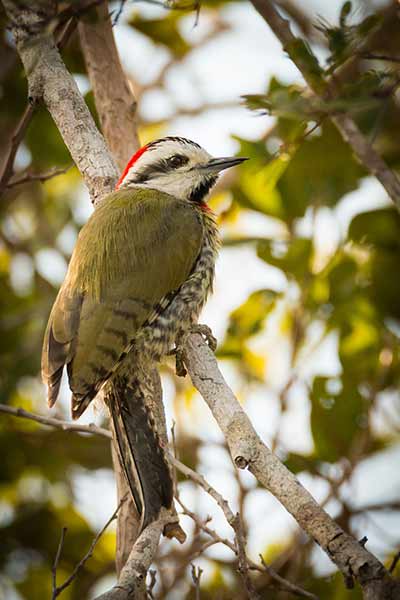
left=68, top=188, right=203, bottom=301
left=42, top=187, right=204, bottom=408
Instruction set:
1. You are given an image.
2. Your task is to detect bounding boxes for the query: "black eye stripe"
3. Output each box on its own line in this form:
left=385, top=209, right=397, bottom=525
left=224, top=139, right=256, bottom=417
left=133, top=155, right=189, bottom=183
left=167, top=154, right=189, bottom=168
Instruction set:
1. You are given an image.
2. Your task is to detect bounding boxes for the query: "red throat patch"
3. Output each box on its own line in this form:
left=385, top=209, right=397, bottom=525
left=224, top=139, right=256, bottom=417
left=200, top=202, right=213, bottom=213
left=116, top=145, right=149, bottom=189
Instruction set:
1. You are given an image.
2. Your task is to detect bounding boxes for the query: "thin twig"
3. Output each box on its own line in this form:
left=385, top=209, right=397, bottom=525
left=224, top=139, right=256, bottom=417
left=52, top=497, right=126, bottom=598
left=0, top=17, right=76, bottom=198
left=259, top=555, right=317, bottom=599
left=52, top=527, right=67, bottom=600
left=6, top=165, right=73, bottom=188
left=0, top=105, right=35, bottom=197
left=172, top=455, right=316, bottom=600
left=361, top=52, right=400, bottom=63
left=169, top=453, right=236, bottom=525
left=0, top=403, right=111, bottom=439
left=190, top=564, right=203, bottom=600
left=389, top=550, right=400, bottom=574
left=249, top=0, right=400, bottom=209
left=111, top=0, right=127, bottom=26
left=147, top=569, right=157, bottom=599
left=178, top=497, right=317, bottom=599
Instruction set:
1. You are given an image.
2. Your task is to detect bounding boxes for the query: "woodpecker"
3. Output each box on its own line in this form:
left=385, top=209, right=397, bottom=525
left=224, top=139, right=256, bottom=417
left=41, top=136, right=246, bottom=530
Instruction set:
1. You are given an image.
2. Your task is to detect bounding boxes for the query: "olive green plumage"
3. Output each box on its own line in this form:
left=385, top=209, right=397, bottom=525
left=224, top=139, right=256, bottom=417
left=41, top=187, right=203, bottom=417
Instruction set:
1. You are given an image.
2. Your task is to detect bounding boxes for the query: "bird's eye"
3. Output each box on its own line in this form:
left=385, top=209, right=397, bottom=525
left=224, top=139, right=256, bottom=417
left=167, top=154, right=188, bottom=168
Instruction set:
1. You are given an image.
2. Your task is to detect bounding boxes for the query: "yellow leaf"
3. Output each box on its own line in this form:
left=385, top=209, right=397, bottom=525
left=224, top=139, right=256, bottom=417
left=0, top=247, right=10, bottom=273
left=43, top=166, right=80, bottom=198
left=243, top=347, right=266, bottom=380
left=138, top=123, right=167, bottom=146
left=279, top=309, right=293, bottom=335
left=239, top=153, right=290, bottom=216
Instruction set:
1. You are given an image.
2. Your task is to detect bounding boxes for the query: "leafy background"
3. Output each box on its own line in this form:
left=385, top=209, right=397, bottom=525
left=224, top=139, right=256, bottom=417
left=1, top=0, right=400, bottom=598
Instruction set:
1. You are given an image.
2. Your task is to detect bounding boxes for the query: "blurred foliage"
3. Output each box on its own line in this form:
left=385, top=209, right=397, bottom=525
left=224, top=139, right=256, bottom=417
left=1, top=0, right=400, bottom=599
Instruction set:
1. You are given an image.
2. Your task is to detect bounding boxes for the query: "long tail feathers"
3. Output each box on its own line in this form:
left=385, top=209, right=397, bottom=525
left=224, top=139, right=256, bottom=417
left=107, top=375, right=174, bottom=532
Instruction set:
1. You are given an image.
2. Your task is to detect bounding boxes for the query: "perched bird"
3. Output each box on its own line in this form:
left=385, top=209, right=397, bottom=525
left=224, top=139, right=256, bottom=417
left=41, top=136, right=247, bottom=530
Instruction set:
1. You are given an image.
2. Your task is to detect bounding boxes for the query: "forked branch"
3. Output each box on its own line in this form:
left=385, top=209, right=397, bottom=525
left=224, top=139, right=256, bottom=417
left=249, top=0, right=400, bottom=211
left=182, top=334, right=400, bottom=599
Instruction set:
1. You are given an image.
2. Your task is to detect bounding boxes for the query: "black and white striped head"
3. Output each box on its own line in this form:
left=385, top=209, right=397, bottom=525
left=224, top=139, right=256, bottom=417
left=117, top=136, right=247, bottom=205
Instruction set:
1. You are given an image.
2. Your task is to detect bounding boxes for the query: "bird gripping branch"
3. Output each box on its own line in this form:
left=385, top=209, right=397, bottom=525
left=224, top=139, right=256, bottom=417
left=42, top=136, right=247, bottom=531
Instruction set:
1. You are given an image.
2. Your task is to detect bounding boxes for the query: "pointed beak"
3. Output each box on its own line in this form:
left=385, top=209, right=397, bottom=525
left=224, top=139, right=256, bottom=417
left=201, top=156, right=248, bottom=173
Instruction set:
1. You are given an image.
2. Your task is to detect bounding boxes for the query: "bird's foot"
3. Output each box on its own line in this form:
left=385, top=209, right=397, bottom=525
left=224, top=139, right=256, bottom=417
left=171, top=324, right=217, bottom=378
left=189, top=323, right=217, bottom=352
left=166, top=344, right=187, bottom=377
left=174, top=345, right=187, bottom=378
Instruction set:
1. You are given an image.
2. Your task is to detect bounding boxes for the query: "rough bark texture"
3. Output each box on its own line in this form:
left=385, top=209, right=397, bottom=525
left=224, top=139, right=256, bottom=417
left=249, top=0, right=400, bottom=211
left=183, top=334, right=400, bottom=599
left=78, top=2, right=140, bottom=170
left=110, top=436, right=141, bottom=575
left=95, top=515, right=166, bottom=600
left=2, top=1, right=118, bottom=205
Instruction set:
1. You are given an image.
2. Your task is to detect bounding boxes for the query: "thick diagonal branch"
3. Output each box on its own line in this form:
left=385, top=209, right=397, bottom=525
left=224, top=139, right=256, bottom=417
left=95, top=511, right=169, bottom=600
left=78, top=2, right=140, bottom=170
left=249, top=0, right=400, bottom=211
left=2, top=0, right=118, bottom=204
left=183, top=334, right=400, bottom=599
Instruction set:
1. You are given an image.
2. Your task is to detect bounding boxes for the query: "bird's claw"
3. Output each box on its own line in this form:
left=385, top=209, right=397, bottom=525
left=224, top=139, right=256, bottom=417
left=168, top=342, right=187, bottom=377
left=170, top=324, right=217, bottom=378
left=175, top=347, right=187, bottom=377
left=190, top=323, right=217, bottom=352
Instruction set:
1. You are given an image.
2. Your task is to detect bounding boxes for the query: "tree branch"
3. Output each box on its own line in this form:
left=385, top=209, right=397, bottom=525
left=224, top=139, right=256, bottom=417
left=52, top=527, right=67, bottom=600
left=6, top=165, right=72, bottom=188
left=78, top=1, right=140, bottom=170
left=94, top=510, right=171, bottom=600
left=52, top=498, right=125, bottom=598
left=0, top=401, right=317, bottom=599
left=170, top=454, right=259, bottom=599
left=172, top=454, right=317, bottom=599
left=249, top=0, right=400, bottom=211
left=2, top=0, right=118, bottom=204
left=0, top=403, right=112, bottom=438
left=182, top=333, right=400, bottom=599
left=0, top=16, right=76, bottom=198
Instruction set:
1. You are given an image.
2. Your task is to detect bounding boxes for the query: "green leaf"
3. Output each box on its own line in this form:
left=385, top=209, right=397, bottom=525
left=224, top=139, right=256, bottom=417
left=243, top=88, right=318, bottom=121
left=316, top=9, right=381, bottom=72
left=237, top=154, right=290, bottom=218
left=349, top=208, right=400, bottom=250
left=220, top=289, right=279, bottom=356
left=277, top=122, right=364, bottom=217
left=284, top=453, right=319, bottom=474
left=340, top=2, right=352, bottom=27
left=129, top=14, right=190, bottom=58
left=348, top=209, right=400, bottom=319
left=310, top=376, right=366, bottom=462
left=257, top=238, right=313, bottom=281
